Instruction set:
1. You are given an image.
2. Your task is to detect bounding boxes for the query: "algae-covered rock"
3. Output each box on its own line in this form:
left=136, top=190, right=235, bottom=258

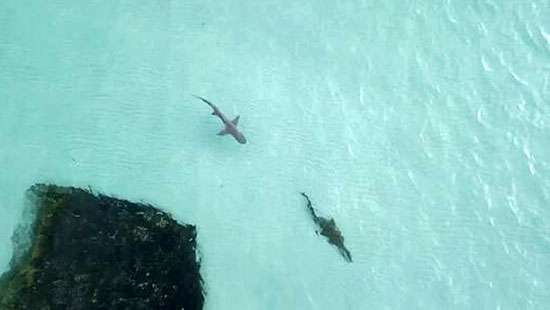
left=0, top=184, right=204, bottom=309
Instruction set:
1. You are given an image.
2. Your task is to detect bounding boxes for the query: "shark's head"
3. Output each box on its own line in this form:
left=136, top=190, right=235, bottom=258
left=234, top=132, right=247, bottom=144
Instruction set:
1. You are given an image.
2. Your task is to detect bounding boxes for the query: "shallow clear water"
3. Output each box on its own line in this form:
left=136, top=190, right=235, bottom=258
left=1, top=1, right=550, bottom=309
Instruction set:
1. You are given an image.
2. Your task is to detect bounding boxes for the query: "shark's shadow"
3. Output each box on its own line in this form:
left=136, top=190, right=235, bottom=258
left=300, top=192, right=352, bottom=263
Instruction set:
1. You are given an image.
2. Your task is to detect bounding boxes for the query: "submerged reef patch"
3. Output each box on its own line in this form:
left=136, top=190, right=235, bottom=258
left=0, top=184, right=204, bottom=309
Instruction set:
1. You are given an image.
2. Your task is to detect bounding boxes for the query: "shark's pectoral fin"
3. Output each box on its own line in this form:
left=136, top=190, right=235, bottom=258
left=231, top=115, right=240, bottom=126
left=217, top=129, right=229, bottom=136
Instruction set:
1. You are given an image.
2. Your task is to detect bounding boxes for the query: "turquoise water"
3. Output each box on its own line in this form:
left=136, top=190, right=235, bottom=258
left=1, top=1, right=550, bottom=309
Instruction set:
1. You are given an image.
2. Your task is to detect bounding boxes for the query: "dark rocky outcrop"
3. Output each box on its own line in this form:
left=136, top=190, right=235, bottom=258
left=0, top=184, right=204, bottom=309
left=300, top=192, right=352, bottom=263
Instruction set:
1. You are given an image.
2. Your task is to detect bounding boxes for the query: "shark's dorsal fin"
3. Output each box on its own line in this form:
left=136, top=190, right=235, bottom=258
left=231, top=115, right=240, bottom=126
left=217, top=129, right=228, bottom=135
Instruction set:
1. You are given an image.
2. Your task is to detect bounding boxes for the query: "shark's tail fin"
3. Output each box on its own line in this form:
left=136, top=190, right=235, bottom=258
left=192, top=94, right=216, bottom=109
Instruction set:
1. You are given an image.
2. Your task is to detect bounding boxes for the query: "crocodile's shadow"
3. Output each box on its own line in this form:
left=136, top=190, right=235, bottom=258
left=300, top=192, right=352, bottom=263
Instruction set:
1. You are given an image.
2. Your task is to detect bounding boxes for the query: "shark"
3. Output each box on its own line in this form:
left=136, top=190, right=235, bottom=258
left=300, top=192, right=352, bottom=263
left=193, top=95, right=247, bottom=144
